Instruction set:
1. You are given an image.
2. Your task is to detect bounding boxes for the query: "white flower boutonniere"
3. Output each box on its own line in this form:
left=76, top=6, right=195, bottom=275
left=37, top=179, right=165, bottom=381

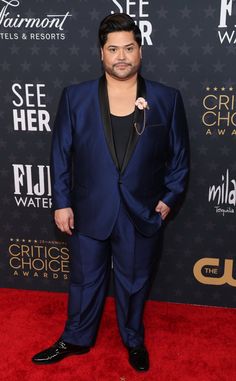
left=135, top=97, right=150, bottom=110
left=134, top=97, right=150, bottom=135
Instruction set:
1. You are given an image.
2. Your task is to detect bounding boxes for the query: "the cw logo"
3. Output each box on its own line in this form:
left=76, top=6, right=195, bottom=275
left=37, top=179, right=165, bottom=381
left=193, top=258, right=236, bottom=287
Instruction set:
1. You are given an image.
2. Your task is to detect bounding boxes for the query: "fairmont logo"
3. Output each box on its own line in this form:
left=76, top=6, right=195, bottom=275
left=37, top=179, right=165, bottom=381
left=218, top=0, right=236, bottom=44
left=208, top=169, right=236, bottom=216
left=0, top=0, right=72, bottom=31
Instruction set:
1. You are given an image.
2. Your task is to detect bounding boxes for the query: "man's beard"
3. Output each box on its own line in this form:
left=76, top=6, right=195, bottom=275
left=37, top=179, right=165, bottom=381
left=103, top=61, right=141, bottom=81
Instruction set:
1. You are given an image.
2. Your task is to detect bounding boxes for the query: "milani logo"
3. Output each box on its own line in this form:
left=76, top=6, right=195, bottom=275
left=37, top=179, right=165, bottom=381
left=218, top=0, right=236, bottom=44
left=208, top=169, right=236, bottom=216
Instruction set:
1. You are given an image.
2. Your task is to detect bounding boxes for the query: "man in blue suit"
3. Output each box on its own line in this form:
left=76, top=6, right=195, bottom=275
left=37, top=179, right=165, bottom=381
left=32, top=13, right=189, bottom=371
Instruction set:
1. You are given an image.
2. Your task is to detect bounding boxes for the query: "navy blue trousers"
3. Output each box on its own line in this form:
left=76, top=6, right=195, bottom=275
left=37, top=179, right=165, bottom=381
left=61, top=201, right=162, bottom=348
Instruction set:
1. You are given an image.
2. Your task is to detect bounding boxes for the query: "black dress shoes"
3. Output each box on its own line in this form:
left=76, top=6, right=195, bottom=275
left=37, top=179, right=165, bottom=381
left=32, top=339, right=90, bottom=365
left=127, top=346, right=150, bottom=372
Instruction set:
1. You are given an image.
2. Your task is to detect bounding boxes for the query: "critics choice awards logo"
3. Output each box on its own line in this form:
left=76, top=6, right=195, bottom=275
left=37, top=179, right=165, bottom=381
left=218, top=0, right=236, bottom=44
left=9, top=238, right=69, bottom=280
left=110, top=0, right=153, bottom=45
left=0, top=0, right=72, bottom=41
left=12, top=83, right=51, bottom=132
left=201, top=86, right=236, bottom=136
left=13, top=164, right=52, bottom=208
left=208, top=169, right=235, bottom=216
left=193, top=258, right=236, bottom=287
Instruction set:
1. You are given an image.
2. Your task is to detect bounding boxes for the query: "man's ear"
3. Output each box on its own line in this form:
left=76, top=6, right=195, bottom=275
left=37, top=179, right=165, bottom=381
left=100, top=48, right=104, bottom=61
left=140, top=46, right=142, bottom=59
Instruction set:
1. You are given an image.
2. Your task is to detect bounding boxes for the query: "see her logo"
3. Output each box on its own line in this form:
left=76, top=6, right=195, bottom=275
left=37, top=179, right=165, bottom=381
left=111, top=0, right=153, bottom=45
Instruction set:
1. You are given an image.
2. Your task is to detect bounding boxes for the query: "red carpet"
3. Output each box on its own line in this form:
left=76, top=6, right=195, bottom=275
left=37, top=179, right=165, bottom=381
left=0, top=288, right=235, bottom=381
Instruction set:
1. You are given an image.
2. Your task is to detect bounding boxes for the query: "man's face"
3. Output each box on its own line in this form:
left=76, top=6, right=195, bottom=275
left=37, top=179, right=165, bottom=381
left=101, top=31, right=142, bottom=80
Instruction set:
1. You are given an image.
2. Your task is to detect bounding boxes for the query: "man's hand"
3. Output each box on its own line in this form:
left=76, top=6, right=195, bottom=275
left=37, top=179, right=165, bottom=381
left=54, top=207, right=74, bottom=235
left=155, top=200, right=171, bottom=220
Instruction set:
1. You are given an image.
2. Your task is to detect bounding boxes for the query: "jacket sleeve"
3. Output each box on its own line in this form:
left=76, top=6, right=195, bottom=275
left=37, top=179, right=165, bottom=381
left=161, top=90, right=190, bottom=209
left=50, top=87, right=73, bottom=211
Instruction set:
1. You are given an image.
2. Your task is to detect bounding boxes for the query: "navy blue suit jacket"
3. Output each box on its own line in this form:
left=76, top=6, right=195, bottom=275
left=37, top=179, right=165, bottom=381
left=50, top=75, right=189, bottom=239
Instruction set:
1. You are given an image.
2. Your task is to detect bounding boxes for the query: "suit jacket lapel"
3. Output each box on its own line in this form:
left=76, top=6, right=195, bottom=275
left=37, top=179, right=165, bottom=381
left=121, top=75, right=146, bottom=174
left=98, top=75, right=119, bottom=170
left=98, top=74, right=147, bottom=174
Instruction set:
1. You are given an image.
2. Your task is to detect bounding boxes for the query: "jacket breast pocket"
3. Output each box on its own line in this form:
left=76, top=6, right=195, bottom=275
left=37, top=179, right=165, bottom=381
left=145, top=123, right=166, bottom=128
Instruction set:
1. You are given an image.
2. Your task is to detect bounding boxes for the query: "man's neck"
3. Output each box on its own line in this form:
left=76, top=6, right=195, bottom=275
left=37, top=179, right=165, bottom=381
left=105, top=72, right=138, bottom=91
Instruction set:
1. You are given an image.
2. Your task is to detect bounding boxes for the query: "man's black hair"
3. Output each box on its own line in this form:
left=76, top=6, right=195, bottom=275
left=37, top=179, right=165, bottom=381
left=98, top=13, right=142, bottom=48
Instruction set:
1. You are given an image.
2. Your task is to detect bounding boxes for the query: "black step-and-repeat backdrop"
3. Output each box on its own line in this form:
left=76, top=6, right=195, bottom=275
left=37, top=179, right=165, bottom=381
left=0, top=0, right=235, bottom=308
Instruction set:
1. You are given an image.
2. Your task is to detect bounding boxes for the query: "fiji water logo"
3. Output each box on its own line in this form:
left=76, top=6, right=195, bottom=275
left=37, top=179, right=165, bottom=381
left=208, top=169, right=236, bottom=216
left=218, top=0, right=236, bottom=44
left=13, top=164, right=52, bottom=209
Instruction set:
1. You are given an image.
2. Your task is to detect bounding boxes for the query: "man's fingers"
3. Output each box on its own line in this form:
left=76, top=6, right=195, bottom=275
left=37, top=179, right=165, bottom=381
left=54, top=208, right=74, bottom=235
left=61, top=224, right=72, bottom=235
left=69, top=215, right=74, bottom=230
left=161, top=212, right=167, bottom=220
left=155, top=202, right=170, bottom=220
left=55, top=219, right=73, bottom=235
left=64, top=227, right=73, bottom=235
